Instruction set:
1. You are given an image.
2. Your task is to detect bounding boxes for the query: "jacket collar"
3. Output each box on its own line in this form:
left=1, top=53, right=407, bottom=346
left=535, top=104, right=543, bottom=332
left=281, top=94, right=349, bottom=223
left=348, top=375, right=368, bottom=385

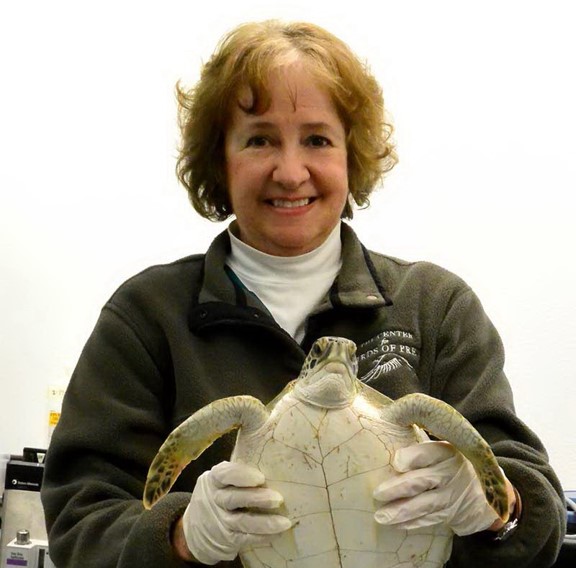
left=328, top=223, right=393, bottom=310
left=189, top=223, right=392, bottom=332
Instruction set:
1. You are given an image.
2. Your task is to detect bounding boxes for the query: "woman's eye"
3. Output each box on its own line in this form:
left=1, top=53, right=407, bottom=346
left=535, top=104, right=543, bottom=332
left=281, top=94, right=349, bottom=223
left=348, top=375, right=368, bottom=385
left=246, top=136, right=268, bottom=147
left=307, top=135, right=330, bottom=147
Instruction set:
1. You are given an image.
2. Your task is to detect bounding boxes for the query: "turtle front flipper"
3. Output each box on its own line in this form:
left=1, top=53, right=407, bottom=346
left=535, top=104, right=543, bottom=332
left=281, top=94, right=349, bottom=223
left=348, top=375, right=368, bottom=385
left=143, top=395, right=268, bottom=509
left=385, top=393, right=509, bottom=522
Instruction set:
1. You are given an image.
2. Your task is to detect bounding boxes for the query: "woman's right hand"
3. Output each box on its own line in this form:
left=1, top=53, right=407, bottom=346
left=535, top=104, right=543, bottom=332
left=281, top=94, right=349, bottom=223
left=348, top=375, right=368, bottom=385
left=175, top=461, right=292, bottom=565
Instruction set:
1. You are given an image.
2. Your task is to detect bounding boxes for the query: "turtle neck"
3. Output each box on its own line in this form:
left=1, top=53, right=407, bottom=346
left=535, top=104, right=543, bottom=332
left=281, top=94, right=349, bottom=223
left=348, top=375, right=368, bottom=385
left=226, top=223, right=343, bottom=343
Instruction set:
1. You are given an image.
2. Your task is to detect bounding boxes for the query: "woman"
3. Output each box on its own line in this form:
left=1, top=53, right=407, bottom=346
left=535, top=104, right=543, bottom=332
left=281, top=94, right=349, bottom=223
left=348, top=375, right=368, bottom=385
left=41, top=20, right=565, bottom=567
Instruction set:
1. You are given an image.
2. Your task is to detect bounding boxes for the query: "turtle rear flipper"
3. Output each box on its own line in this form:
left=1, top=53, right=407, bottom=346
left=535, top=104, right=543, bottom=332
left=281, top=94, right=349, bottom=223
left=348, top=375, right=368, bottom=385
left=143, top=395, right=268, bottom=509
left=385, top=393, right=509, bottom=522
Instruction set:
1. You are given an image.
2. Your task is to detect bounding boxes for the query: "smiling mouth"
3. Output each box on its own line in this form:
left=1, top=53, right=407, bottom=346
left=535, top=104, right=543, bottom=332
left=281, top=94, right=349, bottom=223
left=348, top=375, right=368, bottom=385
left=269, top=198, right=315, bottom=208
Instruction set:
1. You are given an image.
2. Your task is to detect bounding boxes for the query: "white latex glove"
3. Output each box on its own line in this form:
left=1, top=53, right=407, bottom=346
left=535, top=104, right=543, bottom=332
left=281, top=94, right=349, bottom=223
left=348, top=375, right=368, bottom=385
left=373, top=441, right=501, bottom=536
left=182, top=461, right=292, bottom=565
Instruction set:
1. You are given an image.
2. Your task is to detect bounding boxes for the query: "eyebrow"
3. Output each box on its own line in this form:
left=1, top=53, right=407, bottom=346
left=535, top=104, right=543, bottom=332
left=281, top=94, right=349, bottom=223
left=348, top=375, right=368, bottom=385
left=242, top=120, right=338, bottom=132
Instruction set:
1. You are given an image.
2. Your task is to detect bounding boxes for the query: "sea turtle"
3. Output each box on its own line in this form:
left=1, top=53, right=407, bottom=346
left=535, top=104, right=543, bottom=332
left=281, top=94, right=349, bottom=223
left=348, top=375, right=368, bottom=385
left=144, top=336, right=509, bottom=568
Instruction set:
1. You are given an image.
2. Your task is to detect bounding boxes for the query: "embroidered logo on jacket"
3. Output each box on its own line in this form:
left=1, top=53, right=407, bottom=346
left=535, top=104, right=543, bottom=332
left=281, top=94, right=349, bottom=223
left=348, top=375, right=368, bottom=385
left=358, top=330, right=419, bottom=384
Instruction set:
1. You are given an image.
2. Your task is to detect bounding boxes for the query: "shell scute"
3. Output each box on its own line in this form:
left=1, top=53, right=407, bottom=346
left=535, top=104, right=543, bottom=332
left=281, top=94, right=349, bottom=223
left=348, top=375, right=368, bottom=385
left=322, top=425, right=391, bottom=486
left=269, top=404, right=323, bottom=463
left=256, top=436, right=326, bottom=487
left=317, top=408, right=363, bottom=458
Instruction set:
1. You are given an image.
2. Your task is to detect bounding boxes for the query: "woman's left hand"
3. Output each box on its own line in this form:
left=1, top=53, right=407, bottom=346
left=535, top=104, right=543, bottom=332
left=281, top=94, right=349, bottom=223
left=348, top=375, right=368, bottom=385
left=373, top=441, right=513, bottom=536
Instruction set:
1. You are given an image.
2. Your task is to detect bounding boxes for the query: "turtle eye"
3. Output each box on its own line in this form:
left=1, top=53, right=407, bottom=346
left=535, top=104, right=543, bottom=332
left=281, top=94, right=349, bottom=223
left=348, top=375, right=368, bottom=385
left=311, top=342, right=323, bottom=358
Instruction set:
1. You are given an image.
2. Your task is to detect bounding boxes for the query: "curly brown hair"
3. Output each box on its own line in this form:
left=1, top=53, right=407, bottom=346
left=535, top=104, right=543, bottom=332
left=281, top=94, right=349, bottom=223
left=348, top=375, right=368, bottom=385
left=176, top=20, right=397, bottom=221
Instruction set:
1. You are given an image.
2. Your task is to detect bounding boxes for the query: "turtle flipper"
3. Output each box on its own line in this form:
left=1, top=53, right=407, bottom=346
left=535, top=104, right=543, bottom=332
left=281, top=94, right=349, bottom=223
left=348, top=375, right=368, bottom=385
left=385, top=393, right=509, bottom=522
left=143, top=395, right=268, bottom=509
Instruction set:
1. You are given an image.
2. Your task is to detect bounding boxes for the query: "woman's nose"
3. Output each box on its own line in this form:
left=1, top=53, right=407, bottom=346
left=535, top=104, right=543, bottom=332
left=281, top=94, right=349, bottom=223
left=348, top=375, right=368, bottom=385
left=272, top=147, right=310, bottom=189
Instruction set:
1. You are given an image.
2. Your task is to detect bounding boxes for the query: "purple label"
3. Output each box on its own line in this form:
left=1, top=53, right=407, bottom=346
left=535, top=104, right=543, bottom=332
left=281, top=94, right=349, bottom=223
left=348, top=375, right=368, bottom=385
left=7, top=559, right=28, bottom=566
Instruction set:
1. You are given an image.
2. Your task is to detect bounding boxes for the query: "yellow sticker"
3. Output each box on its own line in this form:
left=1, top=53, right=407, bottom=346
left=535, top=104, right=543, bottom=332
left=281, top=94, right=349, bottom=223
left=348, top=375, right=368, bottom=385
left=49, top=411, right=61, bottom=427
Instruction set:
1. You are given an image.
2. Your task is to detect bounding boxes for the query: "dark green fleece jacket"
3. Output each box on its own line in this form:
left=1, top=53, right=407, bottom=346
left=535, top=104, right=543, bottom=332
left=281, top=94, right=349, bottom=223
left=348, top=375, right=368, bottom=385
left=41, top=223, right=565, bottom=567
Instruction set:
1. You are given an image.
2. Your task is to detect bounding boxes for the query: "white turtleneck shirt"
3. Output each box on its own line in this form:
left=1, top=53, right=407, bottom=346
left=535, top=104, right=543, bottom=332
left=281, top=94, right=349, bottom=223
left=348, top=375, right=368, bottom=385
left=226, top=223, right=343, bottom=343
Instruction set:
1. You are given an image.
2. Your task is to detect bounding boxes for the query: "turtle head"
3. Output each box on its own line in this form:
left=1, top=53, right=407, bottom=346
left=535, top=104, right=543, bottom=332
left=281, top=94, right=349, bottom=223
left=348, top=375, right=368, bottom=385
left=293, top=337, right=359, bottom=408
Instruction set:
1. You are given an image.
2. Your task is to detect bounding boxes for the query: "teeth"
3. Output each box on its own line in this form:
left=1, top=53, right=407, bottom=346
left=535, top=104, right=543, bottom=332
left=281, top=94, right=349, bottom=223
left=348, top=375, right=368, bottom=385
left=271, top=198, right=311, bottom=208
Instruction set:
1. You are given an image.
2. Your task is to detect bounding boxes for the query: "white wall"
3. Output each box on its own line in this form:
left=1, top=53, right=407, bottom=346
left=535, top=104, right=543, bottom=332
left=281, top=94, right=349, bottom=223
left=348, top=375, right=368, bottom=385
left=1, top=0, right=575, bottom=489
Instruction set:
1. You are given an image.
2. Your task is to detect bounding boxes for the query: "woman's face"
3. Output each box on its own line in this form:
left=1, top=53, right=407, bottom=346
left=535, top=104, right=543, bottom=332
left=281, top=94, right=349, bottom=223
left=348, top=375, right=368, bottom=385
left=224, top=64, right=349, bottom=256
